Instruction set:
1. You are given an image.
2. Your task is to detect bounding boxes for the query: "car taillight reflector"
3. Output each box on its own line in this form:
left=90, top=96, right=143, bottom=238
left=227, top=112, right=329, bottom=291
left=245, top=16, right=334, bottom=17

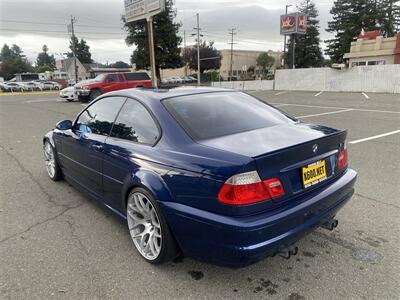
left=338, top=149, right=348, bottom=170
left=218, top=171, right=285, bottom=205
left=264, top=178, right=285, bottom=198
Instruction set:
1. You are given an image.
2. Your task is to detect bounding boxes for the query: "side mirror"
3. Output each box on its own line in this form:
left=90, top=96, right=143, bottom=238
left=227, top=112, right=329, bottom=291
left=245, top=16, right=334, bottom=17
left=56, top=120, right=73, bottom=131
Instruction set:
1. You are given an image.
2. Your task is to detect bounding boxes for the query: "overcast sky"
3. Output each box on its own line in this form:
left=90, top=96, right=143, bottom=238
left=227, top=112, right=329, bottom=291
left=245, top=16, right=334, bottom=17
left=0, top=0, right=334, bottom=64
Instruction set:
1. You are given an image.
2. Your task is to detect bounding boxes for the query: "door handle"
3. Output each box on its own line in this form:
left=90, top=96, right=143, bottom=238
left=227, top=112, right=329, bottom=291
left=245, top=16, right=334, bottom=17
left=91, top=144, right=104, bottom=152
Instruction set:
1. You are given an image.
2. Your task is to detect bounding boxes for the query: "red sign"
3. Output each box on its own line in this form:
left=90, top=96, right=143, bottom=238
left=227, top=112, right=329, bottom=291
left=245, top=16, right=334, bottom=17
left=280, top=13, right=307, bottom=35
left=280, top=14, right=296, bottom=35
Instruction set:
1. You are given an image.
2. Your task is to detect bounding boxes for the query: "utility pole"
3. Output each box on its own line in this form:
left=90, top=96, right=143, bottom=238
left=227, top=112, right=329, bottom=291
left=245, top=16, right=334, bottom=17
left=183, top=29, right=187, bottom=76
left=283, top=4, right=292, bottom=68
left=194, top=13, right=201, bottom=86
left=228, top=28, right=237, bottom=81
left=70, top=16, right=78, bottom=83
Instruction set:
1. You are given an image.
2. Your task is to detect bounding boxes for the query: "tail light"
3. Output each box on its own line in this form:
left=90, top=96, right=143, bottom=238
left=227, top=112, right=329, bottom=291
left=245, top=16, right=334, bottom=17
left=218, top=171, right=285, bottom=205
left=338, top=144, right=348, bottom=170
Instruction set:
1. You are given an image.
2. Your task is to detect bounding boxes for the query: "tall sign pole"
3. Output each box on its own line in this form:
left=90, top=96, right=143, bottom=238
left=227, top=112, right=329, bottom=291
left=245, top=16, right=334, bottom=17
left=283, top=5, right=292, bottom=68
left=292, top=34, right=296, bottom=69
left=124, top=0, right=165, bottom=88
left=147, top=17, right=158, bottom=88
left=280, top=12, right=307, bottom=70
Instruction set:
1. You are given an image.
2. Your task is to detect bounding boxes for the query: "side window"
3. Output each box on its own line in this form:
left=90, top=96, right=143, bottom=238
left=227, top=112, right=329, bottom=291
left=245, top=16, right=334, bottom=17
left=111, top=99, right=159, bottom=145
left=106, top=74, right=118, bottom=82
left=75, top=97, right=126, bottom=136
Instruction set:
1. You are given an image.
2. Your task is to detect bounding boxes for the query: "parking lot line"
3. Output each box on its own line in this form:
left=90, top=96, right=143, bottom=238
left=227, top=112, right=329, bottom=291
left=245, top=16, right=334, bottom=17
left=362, top=92, right=370, bottom=99
left=270, top=103, right=400, bottom=114
left=273, top=104, right=290, bottom=108
left=275, top=91, right=288, bottom=96
left=314, top=91, right=324, bottom=97
left=296, top=109, right=354, bottom=118
left=349, top=130, right=400, bottom=144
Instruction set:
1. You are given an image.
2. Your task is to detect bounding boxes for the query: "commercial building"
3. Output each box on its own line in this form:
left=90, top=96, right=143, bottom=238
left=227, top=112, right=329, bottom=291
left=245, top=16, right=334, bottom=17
left=344, top=31, right=400, bottom=67
left=56, top=58, right=89, bottom=81
left=56, top=58, right=132, bottom=81
left=219, top=49, right=282, bottom=80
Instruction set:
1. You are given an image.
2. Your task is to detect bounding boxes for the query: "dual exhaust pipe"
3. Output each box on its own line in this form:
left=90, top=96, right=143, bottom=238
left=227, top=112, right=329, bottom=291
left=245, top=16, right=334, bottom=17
left=276, top=218, right=339, bottom=260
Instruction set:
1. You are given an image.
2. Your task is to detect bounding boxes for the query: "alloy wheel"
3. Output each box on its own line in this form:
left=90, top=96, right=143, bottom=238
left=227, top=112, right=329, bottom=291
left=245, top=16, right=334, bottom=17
left=43, top=142, right=56, bottom=178
left=127, top=192, right=162, bottom=260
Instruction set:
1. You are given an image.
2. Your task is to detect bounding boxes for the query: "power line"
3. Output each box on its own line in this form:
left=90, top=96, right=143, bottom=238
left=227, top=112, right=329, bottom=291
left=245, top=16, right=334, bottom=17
left=1, top=28, right=125, bottom=35
left=0, top=19, right=122, bottom=29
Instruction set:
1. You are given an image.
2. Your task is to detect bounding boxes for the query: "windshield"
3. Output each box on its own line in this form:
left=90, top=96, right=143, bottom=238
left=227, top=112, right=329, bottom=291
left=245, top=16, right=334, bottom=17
left=94, top=74, right=107, bottom=82
left=163, top=92, right=295, bottom=140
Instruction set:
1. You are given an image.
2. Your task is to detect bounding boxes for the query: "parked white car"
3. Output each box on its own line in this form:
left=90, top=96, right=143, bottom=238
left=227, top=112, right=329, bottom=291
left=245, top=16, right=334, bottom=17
left=20, top=81, right=42, bottom=91
left=59, top=86, right=76, bottom=102
left=35, top=81, right=62, bottom=90
left=1, top=82, right=25, bottom=92
left=171, top=76, right=185, bottom=84
left=161, top=77, right=173, bottom=84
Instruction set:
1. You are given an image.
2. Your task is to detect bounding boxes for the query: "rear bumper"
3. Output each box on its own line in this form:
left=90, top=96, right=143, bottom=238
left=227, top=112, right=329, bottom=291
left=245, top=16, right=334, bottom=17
left=162, top=168, right=357, bottom=267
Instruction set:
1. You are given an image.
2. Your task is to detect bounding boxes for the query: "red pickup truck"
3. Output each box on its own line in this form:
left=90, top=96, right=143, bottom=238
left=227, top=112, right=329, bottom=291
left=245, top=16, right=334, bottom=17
left=75, top=72, right=152, bottom=102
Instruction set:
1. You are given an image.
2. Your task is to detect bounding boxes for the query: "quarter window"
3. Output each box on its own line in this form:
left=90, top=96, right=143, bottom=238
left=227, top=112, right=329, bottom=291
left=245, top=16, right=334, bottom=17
left=111, top=99, right=159, bottom=145
left=75, top=97, right=126, bottom=136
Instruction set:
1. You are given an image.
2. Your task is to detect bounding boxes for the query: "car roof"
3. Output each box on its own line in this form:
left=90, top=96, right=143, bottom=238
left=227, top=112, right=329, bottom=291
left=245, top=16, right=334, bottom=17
left=105, top=86, right=237, bottom=102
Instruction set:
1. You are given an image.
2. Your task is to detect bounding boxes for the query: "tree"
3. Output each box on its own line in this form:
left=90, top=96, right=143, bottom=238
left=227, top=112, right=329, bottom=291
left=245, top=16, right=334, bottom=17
left=325, top=0, right=381, bottom=63
left=110, top=61, right=131, bottom=68
left=125, top=0, right=183, bottom=80
left=67, top=36, right=93, bottom=63
left=378, top=0, right=400, bottom=37
left=0, top=44, right=33, bottom=80
left=285, top=0, right=324, bottom=68
left=182, top=41, right=221, bottom=73
left=256, top=52, right=275, bottom=78
left=36, top=45, right=56, bottom=70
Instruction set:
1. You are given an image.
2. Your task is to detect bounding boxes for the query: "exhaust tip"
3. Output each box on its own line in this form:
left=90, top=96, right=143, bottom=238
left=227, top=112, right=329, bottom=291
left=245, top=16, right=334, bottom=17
left=321, top=218, right=339, bottom=231
left=277, top=245, right=298, bottom=259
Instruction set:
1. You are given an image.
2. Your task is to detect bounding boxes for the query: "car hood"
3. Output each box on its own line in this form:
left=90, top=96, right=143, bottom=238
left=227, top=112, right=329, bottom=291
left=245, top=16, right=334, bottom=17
left=74, top=79, right=96, bottom=88
left=61, top=87, right=74, bottom=92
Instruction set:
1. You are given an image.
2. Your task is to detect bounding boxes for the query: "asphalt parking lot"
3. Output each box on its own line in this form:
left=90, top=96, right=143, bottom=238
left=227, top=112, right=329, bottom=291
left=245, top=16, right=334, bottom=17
left=0, top=90, right=399, bottom=299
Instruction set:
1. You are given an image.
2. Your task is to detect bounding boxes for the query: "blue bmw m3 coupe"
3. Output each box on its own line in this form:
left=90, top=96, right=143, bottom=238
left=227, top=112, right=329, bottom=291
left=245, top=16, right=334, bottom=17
left=43, top=87, right=357, bottom=267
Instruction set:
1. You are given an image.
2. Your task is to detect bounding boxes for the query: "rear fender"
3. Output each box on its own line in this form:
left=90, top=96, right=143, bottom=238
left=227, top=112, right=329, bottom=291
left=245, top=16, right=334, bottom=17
left=120, top=169, right=174, bottom=212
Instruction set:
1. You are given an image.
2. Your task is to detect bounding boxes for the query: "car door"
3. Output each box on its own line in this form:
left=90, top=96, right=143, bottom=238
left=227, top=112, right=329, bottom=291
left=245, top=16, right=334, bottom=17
left=101, top=74, right=125, bottom=93
left=102, top=98, right=161, bottom=211
left=57, top=96, right=127, bottom=197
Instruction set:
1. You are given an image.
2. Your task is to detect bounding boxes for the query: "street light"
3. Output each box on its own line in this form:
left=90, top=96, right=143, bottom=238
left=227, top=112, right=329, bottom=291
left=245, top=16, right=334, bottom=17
left=283, top=4, right=293, bottom=68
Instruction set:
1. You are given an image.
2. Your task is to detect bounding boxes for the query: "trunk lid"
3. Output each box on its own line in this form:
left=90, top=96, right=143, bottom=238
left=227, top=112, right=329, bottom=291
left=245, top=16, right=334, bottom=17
left=200, top=122, right=347, bottom=213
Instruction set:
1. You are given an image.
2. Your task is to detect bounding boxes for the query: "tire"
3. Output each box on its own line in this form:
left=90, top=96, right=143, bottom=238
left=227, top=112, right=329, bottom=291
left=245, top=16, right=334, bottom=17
left=43, top=141, right=63, bottom=181
left=126, top=187, right=179, bottom=264
left=66, top=98, right=74, bottom=102
left=89, top=89, right=101, bottom=102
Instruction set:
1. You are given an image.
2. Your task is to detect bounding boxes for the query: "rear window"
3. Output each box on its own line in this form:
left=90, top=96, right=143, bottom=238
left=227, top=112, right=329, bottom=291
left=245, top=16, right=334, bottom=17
left=163, top=92, right=294, bottom=140
left=126, top=72, right=150, bottom=81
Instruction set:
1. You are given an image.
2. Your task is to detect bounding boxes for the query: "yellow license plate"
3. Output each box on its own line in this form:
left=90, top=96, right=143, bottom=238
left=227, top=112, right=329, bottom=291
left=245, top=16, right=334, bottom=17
left=302, top=160, right=327, bottom=188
